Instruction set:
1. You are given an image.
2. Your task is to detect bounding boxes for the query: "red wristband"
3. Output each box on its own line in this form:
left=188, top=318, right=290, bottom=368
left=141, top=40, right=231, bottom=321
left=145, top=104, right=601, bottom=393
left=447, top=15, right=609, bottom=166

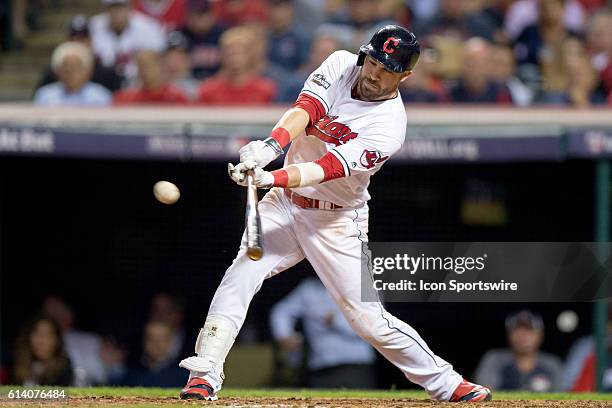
left=271, top=169, right=289, bottom=187
left=270, top=127, right=291, bottom=149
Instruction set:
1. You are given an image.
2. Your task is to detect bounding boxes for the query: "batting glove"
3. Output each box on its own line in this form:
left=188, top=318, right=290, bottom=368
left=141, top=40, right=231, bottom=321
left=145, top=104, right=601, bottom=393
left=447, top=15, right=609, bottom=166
left=239, top=139, right=282, bottom=169
left=228, top=161, right=274, bottom=189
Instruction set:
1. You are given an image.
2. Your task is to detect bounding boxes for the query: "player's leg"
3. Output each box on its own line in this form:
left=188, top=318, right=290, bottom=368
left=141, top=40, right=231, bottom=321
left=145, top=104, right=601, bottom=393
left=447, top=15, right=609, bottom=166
left=294, top=205, right=487, bottom=401
left=180, top=188, right=304, bottom=399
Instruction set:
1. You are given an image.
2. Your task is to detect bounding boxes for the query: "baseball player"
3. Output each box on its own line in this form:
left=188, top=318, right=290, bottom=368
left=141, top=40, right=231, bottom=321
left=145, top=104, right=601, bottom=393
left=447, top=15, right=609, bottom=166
left=179, top=25, right=492, bottom=402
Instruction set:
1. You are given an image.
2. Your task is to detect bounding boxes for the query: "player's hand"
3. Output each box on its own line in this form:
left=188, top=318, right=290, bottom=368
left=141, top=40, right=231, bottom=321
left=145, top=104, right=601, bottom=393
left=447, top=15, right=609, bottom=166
left=228, top=161, right=274, bottom=189
left=239, top=139, right=280, bottom=168
left=228, top=162, right=247, bottom=185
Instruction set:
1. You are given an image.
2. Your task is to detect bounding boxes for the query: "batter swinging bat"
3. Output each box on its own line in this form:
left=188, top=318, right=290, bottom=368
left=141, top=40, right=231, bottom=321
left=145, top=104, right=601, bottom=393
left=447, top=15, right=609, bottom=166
left=245, top=170, right=263, bottom=261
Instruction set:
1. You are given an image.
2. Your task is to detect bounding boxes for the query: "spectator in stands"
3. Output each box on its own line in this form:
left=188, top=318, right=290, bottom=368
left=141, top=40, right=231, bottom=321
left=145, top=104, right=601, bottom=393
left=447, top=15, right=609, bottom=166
left=424, top=34, right=464, bottom=80
left=302, top=33, right=342, bottom=74
left=34, top=42, right=113, bottom=106
left=585, top=11, right=612, bottom=97
left=538, top=37, right=605, bottom=107
left=399, top=47, right=448, bottom=103
left=90, top=0, right=166, bottom=80
left=266, top=0, right=311, bottom=73
left=563, top=306, right=612, bottom=391
left=413, top=0, right=499, bottom=42
left=504, top=0, right=586, bottom=42
left=406, top=0, right=441, bottom=24
left=12, top=317, right=74, bottom=386
left=197, top=26, right=277, bottom=105
left=513, top=0, right=576, bottom=96
left=110, top=321, right=186, bottom=387
left=114, top=50, right=189, bottom=104
left=449, top=37, right=512, bottom=104
left=211, top=0, right=267, bottom=27
left=41, top=295, right=109, bottom=386
left=479, top=0, right=509, bottom=34
left=490, top=45, right=533, bottom=107
left=276, top=33, right=341, bottom=102
left=270, top=277, right=376, bottom=389
left=10, top=0, right=30, bottom=48
left=474, top=310, right=563, bottom=392
left=163, top=31, right=200, bottom=100
left=37, top=14, right=123, bottom=93
left=291, top=0, right=331, bottom=31
left=321, top=0, right=397, bottom=51
left=179, top=0, right=225, bottom=79
left=577, top=0, right=608, bottom=12
left=248, top=23, right=295, bottom=94
left=148, top=292, right=187, bottom=361
left=133, top=0, right=187, bottom=31
left=99, top=337, right=128, bottom=384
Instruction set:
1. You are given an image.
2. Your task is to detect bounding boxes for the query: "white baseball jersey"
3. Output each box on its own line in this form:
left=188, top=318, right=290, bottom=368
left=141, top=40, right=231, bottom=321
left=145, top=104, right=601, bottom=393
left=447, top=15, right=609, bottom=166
left=286, top=50, right=407, bottom=208
left=90, top=11, right=166, bottom=79
left=182, top=50, right=465, bottom=403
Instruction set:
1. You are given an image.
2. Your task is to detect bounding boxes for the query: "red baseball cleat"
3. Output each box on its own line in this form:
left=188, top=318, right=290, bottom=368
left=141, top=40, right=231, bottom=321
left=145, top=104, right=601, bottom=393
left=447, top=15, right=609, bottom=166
left=179, top=377, right=218, bottom=400
left=449, top=379, right=492, bottom=402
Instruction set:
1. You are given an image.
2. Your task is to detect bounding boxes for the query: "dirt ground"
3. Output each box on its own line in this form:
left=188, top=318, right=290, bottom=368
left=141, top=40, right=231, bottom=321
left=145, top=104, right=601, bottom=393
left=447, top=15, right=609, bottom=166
left=0, top=396, right=610, bottom=408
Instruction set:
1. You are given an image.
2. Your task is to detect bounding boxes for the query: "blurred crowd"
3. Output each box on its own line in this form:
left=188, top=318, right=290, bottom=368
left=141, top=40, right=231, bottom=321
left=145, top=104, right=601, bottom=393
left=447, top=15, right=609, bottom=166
left=19, top=0, right=612, bottom=108
left=2, top=287, right=611, bottom=392
left=4, top=293, right=190, bottom=387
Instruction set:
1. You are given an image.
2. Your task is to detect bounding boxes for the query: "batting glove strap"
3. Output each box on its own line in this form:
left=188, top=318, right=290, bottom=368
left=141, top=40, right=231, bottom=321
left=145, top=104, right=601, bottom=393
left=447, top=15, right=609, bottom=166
left=263, top=137, right=284, bottom=156
left=269, top=127, right=291, bottom=149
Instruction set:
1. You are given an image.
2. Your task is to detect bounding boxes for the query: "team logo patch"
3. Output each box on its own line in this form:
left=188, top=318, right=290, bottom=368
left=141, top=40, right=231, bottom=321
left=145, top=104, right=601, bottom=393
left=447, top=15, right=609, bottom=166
left=360, top=149, right=389, bottom=169
left=311, top=73, right=331, bottom=89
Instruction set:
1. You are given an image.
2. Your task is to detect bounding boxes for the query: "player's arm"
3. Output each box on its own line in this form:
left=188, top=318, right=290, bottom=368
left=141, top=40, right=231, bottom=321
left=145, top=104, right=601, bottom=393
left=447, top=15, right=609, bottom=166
left=263, top=87, right=332, bottom=154
left=231, top=129, right=403, bottom=189
left=240, top=123, right=404, bottom=189
left=237, top=107, right=309, bottom=169
left=238, top=93, right=328, bottom=169
left=229, top=151, right=345, bottom=188
left=239, top=51, right=350, bottom=168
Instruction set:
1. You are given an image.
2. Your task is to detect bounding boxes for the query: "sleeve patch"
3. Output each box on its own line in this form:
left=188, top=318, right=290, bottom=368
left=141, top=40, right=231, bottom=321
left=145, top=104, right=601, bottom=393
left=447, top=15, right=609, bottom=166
left=311, top=73, right=331, bottom=89
left=360, top=149, right=389, bottom=169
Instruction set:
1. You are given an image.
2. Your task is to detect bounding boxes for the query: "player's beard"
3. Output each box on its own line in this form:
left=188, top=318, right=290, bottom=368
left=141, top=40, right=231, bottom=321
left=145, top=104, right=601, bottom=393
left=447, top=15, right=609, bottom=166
left=355, top=77, right=394, bottom=102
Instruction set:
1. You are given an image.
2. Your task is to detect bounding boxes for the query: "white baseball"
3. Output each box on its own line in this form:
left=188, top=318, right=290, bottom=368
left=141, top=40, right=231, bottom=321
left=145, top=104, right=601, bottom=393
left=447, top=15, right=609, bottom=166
left=556, top=310, right=578, bottom=333
left=153, top=181, right=180, bottom=205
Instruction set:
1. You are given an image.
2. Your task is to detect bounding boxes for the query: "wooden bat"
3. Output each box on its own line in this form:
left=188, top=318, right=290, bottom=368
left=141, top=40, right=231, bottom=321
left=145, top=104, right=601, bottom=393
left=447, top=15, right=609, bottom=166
left=245, top=170, right=263, bottom=261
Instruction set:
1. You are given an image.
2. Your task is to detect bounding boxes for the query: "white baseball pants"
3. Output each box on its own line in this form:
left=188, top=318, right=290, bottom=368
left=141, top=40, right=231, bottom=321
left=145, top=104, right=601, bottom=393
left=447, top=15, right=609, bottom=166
left=206, top=188, right=462, bottom=400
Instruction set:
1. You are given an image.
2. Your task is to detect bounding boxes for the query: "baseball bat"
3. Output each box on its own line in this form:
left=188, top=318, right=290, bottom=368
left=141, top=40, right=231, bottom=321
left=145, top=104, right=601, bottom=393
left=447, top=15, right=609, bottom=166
left=245, top=170, right=263, bottom=261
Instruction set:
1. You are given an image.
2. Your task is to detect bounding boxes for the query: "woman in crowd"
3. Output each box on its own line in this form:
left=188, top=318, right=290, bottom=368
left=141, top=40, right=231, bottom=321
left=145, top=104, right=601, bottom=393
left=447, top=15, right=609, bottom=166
left=12, top=317, right=74, bottom=386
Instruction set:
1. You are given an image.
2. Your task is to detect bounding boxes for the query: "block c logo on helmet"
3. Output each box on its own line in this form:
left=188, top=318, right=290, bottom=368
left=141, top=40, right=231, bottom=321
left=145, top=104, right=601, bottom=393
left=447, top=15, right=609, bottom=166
left=383, top=37, right=400, bottom=54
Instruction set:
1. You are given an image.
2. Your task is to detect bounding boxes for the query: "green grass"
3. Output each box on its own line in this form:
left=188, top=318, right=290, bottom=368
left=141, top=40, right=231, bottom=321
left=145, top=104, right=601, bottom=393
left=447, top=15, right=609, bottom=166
left=1, top=386, right=611, bottom=401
